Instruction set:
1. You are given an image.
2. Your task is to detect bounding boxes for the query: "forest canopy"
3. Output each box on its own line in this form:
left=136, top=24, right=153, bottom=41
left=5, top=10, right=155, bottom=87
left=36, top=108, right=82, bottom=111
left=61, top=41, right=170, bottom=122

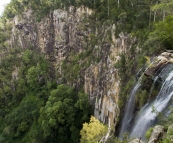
left=1, top=0, right=173, bottom=143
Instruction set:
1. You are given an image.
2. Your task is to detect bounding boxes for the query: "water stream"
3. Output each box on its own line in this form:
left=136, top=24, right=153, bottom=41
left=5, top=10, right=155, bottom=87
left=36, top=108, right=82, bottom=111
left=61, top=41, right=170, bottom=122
left=119, top=64, right=173, bottom=141
left=130, top=70, right=173, bottom=140
left=119, top=82, right=141, bottom=137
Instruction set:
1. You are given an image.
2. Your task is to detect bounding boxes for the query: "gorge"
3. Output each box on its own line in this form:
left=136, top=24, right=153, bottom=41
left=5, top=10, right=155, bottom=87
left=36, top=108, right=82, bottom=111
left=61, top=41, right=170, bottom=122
left=0, top=0, right=173, bottom=143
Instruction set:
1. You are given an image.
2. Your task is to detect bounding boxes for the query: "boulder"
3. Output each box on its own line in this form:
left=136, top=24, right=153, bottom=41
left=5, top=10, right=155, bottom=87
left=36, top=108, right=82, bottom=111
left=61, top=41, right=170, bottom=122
left=148, top=125, right=164, bottom=143
left=129, top=138, right=144, bottom=143
left=145, top=51, right=173, bottom=78
left=161, top=52, right=172, bottom=58
left=144, top=56, right=168, bottom=77
left=144, top=65, right=162, bottom=77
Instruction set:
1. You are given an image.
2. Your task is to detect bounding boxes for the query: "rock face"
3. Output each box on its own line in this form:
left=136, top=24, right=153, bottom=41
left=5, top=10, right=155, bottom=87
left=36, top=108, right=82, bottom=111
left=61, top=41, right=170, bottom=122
left=145, top=52, right=173, bottom=77
left=148, top=125, right=164, bottom=143
left=84, top=42, right=121, bottom=125
left=129, top=138, right=144, bottom=143
left=129, top=125, right=164, bottom=143
left=8, top=6, right=136, bottom=127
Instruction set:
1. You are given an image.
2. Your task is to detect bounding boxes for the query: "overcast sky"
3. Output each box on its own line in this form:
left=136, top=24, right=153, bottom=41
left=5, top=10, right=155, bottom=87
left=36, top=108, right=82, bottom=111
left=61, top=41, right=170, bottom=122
left=0, top=0, right=11, bottom=16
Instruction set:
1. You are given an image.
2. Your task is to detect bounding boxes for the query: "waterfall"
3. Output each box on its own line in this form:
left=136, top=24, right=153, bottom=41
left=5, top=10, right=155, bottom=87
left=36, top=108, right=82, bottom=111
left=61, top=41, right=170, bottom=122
left=130, top=70, right=173, bottom=140
left=149, top=76, right=159, bottom=96
left=119, top=62, right=155, bottom=137
left=119, top=82, right=141, bottom=137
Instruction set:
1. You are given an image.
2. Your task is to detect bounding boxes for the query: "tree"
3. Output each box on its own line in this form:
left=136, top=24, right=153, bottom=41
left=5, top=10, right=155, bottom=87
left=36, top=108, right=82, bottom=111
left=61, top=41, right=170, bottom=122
left=39, top=84, right=90, bottom=143
left=150, top=15, right=173, bottom=49
left=152, top=0, right=173, bottom=21
left=26, top=66, right=40, bottom=90
left=4, top=96, right=41, bottom=140
left=80, top=116, right=107, bottom=143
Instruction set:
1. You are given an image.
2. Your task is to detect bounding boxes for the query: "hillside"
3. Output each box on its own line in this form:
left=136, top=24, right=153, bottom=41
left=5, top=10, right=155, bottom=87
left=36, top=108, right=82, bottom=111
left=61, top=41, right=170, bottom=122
left=0, top=0, right=173, bottom=143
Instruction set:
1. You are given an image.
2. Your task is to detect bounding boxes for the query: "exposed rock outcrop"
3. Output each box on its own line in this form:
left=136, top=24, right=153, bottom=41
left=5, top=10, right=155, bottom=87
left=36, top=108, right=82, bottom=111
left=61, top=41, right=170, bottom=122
left=129, top=138, right=144, bottom=143
left=129, top=125, right=165, bottom=143
left=8, top=6, right=137, bottom=128
left=148, top=125, right=164, bottom=143
left=145, top=52, right=173, bottom=77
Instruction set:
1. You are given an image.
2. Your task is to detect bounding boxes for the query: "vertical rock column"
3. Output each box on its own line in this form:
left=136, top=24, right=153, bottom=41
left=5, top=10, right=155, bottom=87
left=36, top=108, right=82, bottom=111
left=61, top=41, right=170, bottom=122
left=44, top=12, right=56, bottom=79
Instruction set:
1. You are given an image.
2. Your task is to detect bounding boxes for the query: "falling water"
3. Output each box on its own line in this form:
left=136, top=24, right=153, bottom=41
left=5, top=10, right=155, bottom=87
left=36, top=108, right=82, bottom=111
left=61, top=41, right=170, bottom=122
left=119, top=82, right=141, bottom=137
left=130, top=70, right=173, bottom=140
left=149, top=76, right=159, bottom=96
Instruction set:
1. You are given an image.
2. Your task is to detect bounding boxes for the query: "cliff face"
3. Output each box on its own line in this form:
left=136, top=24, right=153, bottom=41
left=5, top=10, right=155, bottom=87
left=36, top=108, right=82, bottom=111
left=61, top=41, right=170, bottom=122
left=9, top=6, right=134, bottom=127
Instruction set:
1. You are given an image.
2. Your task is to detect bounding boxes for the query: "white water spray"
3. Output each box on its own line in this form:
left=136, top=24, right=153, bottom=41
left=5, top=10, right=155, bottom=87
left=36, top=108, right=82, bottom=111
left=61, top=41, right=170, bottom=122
left=130, top=70, right=173, bottom=140
left=119, top=82, right=141, bottom=137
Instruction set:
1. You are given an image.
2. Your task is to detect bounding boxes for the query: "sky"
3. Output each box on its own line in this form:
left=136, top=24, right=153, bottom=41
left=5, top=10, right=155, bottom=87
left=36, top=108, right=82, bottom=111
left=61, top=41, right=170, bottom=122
left=0, top=0, right=11, bottom=16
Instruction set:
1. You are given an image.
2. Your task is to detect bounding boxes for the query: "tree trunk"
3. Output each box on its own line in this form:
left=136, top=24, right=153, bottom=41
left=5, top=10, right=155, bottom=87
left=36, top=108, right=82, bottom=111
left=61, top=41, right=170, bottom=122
left=163, top=10, right=165, bottom=22
left=154, top=11, right=156, bottom=22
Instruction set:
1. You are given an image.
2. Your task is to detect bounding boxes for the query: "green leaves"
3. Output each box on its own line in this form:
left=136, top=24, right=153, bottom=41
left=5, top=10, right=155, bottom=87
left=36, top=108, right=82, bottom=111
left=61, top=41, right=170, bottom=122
left=22, top=50, right=33, bottom=65
left=152, top=0, right=173, bottom=15
left=150, top=15, right=173, bottom=49
left=48, top=118, right=57, bottom=127
left=4, top=96, right=41, bottom=139
left=27, top=66, right=39, bottom=87
left=39, top=84, right=90, bottom=142
left=0, top=48, right=53, bottom=142
left=80, top=116, right=108, bottom=143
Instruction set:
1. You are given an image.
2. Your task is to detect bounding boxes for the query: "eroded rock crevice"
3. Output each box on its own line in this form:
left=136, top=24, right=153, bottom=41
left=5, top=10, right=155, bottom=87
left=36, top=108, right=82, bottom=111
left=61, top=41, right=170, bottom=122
left=9, top=6, right=137, bottom=128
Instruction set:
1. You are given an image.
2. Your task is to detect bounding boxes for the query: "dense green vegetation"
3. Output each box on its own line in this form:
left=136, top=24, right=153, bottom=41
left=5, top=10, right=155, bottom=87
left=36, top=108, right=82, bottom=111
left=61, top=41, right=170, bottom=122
left=115, top=0, right=173, bottom=112
left=113, top=0, right=173, bottom=142
left=80, top=116, right=108, bottom=143
left=1, top=0, right=158, bottom=32
left=1, top=0, right=173, bottom=142
left=0, top=49, right=90, bottom=143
